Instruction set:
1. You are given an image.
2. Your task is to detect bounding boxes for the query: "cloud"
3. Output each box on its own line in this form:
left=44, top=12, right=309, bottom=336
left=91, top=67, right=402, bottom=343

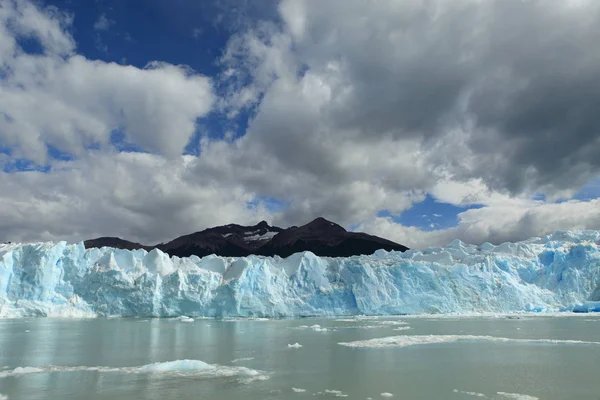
left=93, top=13, right=113, bottom=31
left=1, top=0, right=600, bottom=247
left=0, top=0, right=214, bottom=162
left=191, top=27, right=202, bottom=39
left=223, top=0, right=600, bottom=195
left=360, top=198, right=600, bottom=249
left=0, top=152, right=271, bottom=244
left=212, top=0, right=600, bottom=238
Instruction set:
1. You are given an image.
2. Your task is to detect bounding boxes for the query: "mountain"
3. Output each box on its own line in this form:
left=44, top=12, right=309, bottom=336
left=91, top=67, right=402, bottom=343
left=156, top=221, right=284, bottom=258
left=257, top=217, right=408, bottom=257
left=83, top=237, right=149, bottom=251
left=83, top=218, right=408, bottom=257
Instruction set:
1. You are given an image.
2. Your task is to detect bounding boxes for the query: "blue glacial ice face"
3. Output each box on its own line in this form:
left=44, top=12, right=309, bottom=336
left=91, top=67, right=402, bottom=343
left=0, top=230, right=599, bottom=318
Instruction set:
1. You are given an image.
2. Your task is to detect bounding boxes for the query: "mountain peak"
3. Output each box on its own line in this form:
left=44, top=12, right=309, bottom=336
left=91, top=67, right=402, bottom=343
left=303, top=217, right=346, bottom=232
left=85, top=217, right=408, bottom=258
left=255, top=220, right=270, bottom=229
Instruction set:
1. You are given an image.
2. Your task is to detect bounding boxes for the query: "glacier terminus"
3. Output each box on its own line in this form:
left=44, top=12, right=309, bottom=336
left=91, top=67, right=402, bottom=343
left=1, top=230, right=599, bottom=318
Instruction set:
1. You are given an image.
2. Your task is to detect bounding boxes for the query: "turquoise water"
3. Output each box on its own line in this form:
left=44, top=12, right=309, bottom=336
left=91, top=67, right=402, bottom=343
left=1, top=315, right=599, bottom=399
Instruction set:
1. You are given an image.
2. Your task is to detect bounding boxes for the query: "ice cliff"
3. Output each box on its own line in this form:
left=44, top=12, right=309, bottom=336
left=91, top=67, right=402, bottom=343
left=1, top=230, right=600, bottom=318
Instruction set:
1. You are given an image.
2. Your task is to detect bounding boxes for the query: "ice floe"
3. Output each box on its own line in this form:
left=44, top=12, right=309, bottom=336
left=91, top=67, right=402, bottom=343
left=496, top=392, right=539, bottom=400
left=0, top=359, right=268, bottom=383
left=339, top=335, right=600, bottom=348
left=453, top=389, right=487, bottom=397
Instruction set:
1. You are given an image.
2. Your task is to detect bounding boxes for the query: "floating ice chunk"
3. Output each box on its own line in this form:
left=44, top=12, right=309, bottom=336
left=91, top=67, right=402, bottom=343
left=293, top=388, right=307, bottom=392
left=231, top=357, right=254, bottom=364
left=378, top=321, right=408, bottom=326
left=297, top=324, right=330, bottom=332
left=178, top=316, right=194, bottom=322
left=338, top=335, right=600, bottom=348
left=288, top=343, right=303, bottom=348
left=0, top=360, right=268, bottom=383
left=0, top=393, right=7, bottom=400
left=453, top=389, right=487, bottom=397
left=11, top=367, right=44, bottom=375
left=138, top=359, right=212, bottom=373
left=311, top=324, right=329, bottom=332
left=324, top=389, right=348, bottom=397
left=497, top=392, right=539, bottom=400
left=380, top=393, right=394, bottom=397
left=392, top=326, right=412, bottom=331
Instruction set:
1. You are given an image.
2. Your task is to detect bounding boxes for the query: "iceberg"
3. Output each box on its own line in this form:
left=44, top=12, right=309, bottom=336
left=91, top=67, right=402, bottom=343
left=1, top=230, right=599, bottom=318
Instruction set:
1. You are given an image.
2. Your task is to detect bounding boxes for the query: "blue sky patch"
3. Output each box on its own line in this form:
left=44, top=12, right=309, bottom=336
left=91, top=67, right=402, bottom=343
left=379, top=195, right=484, bottom=231
left=246, top=196, right=289, bottom=214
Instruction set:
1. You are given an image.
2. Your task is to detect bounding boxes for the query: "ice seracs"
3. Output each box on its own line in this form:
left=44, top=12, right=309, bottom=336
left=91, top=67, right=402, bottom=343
left=1, top=230, right=600, bottom=318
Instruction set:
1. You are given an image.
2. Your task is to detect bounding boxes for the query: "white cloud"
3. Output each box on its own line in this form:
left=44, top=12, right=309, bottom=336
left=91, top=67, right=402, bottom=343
left=0, top=0, right=214, bottom=162
left=0, top=0, right=74, bottom=56
left=1, top=0, right=600, bottom=248
left=0, top=152, right=272, bottom=244
left=93, top=13, right=113, bottom=31
left=360, top=199, right=600, bottom=249
left=191, top=27, right=203, bottom=39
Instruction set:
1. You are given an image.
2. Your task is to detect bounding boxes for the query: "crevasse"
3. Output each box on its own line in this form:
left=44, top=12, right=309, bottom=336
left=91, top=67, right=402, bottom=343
left=1, top=230, right=599, bottom=318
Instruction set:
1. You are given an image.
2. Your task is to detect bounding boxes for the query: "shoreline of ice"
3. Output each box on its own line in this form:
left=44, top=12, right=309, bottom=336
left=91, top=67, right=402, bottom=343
left=1, top=229, right=600, bottom=318
left=1, top=310, right=599, bottom=321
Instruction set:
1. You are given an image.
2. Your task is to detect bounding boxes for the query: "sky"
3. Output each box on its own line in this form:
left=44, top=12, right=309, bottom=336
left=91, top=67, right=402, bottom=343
left=1, top=0, right=600, bottom=249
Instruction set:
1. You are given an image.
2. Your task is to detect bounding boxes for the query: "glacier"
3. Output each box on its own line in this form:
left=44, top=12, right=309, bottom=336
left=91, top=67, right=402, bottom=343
left=1, top=230, right=599, bottom=318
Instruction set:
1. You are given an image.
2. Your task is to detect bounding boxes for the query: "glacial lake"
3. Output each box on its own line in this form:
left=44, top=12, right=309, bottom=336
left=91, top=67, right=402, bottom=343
left=1, top=315, right=599, bottom=399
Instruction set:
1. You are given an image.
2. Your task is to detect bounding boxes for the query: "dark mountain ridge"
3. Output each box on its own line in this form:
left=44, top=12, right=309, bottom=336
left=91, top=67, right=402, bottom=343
left=84, top=217, right=409, bottom=258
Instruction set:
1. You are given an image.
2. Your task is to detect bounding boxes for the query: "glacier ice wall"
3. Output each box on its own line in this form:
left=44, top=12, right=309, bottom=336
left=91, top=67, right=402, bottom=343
left=1, top=230, right=600, bottom=318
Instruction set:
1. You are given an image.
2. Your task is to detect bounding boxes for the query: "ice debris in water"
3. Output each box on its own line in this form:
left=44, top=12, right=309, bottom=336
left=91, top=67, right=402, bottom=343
left=0, top=393, right=7, bottom=400
left=497, top=393, right=539, bottom=400
left=392, top=326, right=411, bottom=331
left=338, top=334, right=600, bottom=348
left=0, top=360, right=268, bottom=382
left=380, top=393, right=394, bottom=398
left=288, top=343, right=303, bottom=348
left=1, top=229, right=600, bottom=318
left=377, top=321, right=408, bottom=326
left=453, top=389, right=487, bottom=397
left=324, top=389, right=348, bottom=397
left=293, top=388, right=307, bottom=393
left=231, top=357, right=254, bottom=364
left=298, top=324, right=330, bottom=332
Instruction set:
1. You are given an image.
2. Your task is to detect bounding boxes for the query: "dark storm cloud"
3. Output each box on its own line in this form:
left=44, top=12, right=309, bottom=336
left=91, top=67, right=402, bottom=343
left=249, top=0, right=600, bottom=197
left=462, top=0, right=600, bottom=193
